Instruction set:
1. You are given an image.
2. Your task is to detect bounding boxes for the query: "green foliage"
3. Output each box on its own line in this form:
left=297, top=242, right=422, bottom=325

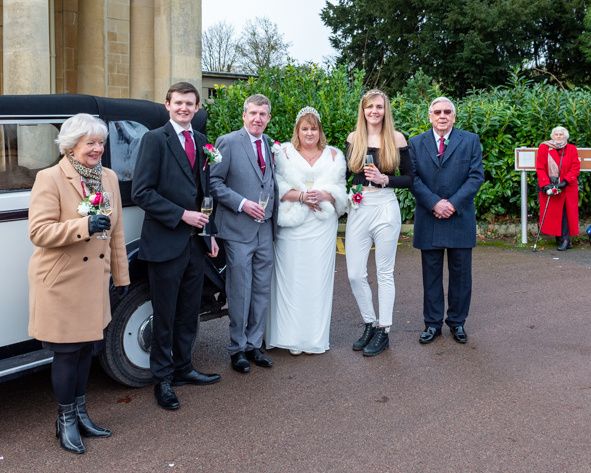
left=205, top=66, right=591, bottom=223
left=321, top=0, right=591, bottom=96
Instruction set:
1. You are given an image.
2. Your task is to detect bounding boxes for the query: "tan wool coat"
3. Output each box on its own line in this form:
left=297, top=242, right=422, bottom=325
left=28, top=157, right=130, bottom=343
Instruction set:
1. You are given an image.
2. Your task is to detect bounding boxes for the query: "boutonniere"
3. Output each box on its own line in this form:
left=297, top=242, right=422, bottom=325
left=77, top=192, right=102, bottom=216
left=267, top=138, right=282, bottom=155
left=444, top=138, right=449, bottom=146
left=348, top=184, right=364, bottom=209
left=202, top=144, right=222, bottom=170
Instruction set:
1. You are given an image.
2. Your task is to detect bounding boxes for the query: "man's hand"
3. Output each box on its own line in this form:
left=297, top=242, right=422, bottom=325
left=242, top=200, right=266, bottom=220
left=208, top=237, right=219, bottom=258
left=432, top=199, right=455, bottom=219
left=181, top=210, right=209, bottom=228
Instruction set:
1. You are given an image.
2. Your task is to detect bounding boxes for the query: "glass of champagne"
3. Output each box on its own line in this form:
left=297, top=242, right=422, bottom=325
left=198, top=196, right=213, bottom=236
left=304, top=172, right=314, bottom=191
left=255, top=191, right=270, bottom=223
left=97, top=192, right=112, bottom=240
left=364, top=154, right=374, bottom=187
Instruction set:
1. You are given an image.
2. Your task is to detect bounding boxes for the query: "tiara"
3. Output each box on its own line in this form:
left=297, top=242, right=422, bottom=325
left=295, top=106, right=321, bottom=124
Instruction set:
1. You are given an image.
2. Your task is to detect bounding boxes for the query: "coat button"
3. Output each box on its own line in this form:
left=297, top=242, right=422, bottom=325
left=83, top=256, right=88, bottom=262
left=99, top=254, right=105, bottom=259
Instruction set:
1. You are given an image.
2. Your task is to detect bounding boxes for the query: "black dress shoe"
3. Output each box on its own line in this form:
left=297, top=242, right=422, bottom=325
left=230, top=352, right=251, bottom=373
left=450, top=325, right=468, bottom=344
left=245, top=348, right=273, bottom=368
left=419, top=326, right=442, bottom=344
left=172, top=369, right=221, bottom=386
left=154, top=382, right=180, bottom=410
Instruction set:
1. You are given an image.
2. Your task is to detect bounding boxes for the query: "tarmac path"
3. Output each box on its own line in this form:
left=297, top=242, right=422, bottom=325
left=1, top=239, right=590, bottom=473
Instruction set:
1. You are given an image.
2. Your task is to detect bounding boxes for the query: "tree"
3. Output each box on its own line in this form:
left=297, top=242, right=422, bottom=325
left=202, top=21, right=239, bottom=72
left=236, top=17, right=291, bottom=74
left=321, top=0, right=591, bottom=96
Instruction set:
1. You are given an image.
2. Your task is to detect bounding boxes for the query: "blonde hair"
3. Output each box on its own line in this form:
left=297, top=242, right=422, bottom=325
left=348, top=89, right=399, bottom=174
left=291, top=112, right=327, bottom=151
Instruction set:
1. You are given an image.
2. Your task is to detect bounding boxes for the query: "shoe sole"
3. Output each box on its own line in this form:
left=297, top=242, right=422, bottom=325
left=171, top=378, right=221, bottom=386
left=157, top=402, right=180, bottom=411
left=419, top=334, right=441, bottom=344
left=362, top=342, right=390, bottom=357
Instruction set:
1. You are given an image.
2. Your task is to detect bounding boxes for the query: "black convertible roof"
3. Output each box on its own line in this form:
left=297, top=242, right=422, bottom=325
left=0, top=94, right=207, bottom=134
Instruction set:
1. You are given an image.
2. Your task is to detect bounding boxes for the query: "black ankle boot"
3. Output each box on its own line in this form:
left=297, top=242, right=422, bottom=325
left=363, top=327, right=389, bottom=357
left=352, top=323, right=376, bottom=351
left=75, top=395, right=112, bottom=438
left=557, top=236, right=571, bottom=251
left=56, top=403, right=85, bottom=454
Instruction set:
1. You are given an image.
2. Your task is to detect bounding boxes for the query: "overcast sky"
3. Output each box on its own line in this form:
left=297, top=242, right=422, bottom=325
left=202, top=0, right=337, bottom=65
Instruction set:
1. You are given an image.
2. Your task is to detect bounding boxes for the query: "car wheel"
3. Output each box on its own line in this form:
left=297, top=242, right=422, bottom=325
left=100, top=281, right=153, bottom=387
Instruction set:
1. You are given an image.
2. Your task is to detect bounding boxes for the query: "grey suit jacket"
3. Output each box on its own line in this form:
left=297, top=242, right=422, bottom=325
left=210, top=127, right=278, bottom=242
left=410, top=127, right=484, bottom=250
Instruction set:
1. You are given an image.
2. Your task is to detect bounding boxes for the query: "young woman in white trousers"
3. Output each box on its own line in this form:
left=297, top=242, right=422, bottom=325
left=345, top=89, right=413, bottom=357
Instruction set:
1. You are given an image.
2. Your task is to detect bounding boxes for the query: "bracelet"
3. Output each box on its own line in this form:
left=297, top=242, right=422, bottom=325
left=299, top=191, right=304, bottom=204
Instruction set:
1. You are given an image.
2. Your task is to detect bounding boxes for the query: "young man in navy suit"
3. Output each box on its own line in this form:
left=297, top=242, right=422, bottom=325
left=132, top=82, right=221, bottom=410
left=410, top=97, right=484, bottom=345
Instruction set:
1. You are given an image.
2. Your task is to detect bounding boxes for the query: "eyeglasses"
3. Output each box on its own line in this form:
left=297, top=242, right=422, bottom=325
left=431, top=109, right=453, bottom=115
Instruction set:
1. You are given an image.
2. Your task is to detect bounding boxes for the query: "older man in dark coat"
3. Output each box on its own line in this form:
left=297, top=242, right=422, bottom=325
left=410, top=97, right=484, bottom=344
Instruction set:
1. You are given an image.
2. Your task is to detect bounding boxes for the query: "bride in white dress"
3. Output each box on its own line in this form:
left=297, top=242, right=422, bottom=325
left=265, top=106, right=347, bottom=354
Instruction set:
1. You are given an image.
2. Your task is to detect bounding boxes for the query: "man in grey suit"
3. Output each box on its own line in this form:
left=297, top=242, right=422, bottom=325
left=410, top=97, right=484, bottom=345
left=210, top=94, right=276, bottom=373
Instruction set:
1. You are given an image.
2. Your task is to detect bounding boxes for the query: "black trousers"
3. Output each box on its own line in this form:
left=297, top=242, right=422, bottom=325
left=147, top=238, right=205, bottom=382
left=420, top=248, right=472, bottom=329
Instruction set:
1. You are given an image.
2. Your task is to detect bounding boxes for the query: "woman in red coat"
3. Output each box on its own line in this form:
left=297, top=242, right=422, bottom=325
left=536, top=126, right=580, bottom=250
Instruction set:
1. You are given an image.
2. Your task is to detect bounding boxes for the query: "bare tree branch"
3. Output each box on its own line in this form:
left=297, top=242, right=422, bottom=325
left=236, top=17, right=291, bottom=74
left=202, top=21, right=239, bottom=72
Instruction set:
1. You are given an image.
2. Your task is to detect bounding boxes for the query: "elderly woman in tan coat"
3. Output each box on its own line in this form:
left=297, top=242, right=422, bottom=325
left=28, top=113, right=129, bottom=454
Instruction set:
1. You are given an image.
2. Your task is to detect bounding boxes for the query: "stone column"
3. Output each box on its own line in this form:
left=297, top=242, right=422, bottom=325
left=130, top=0, right=154, bottom=100
left=77, top=0, right=106, bottom=96
left=154, top=0, right=202, bottom=102
left=2, top=0, right=51, bottom=94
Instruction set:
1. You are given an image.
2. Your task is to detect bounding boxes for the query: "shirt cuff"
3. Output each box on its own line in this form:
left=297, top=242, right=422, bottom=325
left=238, top=198, right=246, bottom=212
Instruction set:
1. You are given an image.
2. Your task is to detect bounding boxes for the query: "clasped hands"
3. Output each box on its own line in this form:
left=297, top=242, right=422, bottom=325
left=303, top=189, right=330, bottom=211
left=432, top=199, right=455, bottom=219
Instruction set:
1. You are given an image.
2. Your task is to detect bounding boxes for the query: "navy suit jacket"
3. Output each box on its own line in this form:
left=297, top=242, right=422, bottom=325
left=132, top=121, right=215, bottom=262
left=410, top=127, right=484, bottom=249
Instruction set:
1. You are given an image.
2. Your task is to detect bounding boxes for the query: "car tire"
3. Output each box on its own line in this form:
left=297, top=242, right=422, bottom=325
left=99, top=281, right=153, bottom=387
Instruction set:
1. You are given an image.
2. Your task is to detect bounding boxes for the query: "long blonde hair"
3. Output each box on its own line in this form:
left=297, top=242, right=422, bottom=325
left=348, top=89, right=399, bottom=174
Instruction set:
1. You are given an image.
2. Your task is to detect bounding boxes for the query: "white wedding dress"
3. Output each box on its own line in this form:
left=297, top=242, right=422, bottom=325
left=265, top=143, right=347, bottom=353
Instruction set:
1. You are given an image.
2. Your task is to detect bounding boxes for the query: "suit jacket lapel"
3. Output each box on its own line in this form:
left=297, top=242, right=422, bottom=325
left=421, top=132, right=440, bottom=167
left=164, top=122, right=195, bottom=183
left=240, top=129, right=263, bottom=181
left=441, top=128, right=461, bottom=166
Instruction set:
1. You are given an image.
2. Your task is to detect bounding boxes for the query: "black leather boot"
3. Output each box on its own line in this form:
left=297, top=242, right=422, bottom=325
left=363, top=327, right=390, bottom=357
left=352, top=323, right=376, bottom=351
left=557, top=236, right=571, bottom=251
left=75, top=395, right=112, bottom=438
left=56, top=403, right=85, bottom=454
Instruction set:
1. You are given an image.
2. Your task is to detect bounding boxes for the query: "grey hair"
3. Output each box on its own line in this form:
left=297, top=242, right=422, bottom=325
left=243, top=94, right=272, bottom=114
left=429, top=96, right=456, bottom=115
left=551, top=126, right=569, bottom=140
left=56, top=113, right=108, bottom=155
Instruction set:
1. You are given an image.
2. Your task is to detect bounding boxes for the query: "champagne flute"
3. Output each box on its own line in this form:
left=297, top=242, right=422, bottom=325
left=97, top=191, right=113, bottom=240
left=364, top=154, right=374, bottom=187
left=255, top=191, right=270, bottom=223
left=304, top=171, right=314, bottom=191
left=198, top=196, right=213, bottom=236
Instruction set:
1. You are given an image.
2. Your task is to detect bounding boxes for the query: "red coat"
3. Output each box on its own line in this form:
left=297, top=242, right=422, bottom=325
left=535, top=143, right=580, bottom=236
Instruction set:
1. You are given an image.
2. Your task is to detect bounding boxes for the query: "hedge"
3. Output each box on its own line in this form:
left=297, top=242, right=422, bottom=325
left=205, top=66, right=591, bottom=223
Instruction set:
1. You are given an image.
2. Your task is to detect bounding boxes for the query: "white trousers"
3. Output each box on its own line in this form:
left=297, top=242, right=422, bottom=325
left=345, top=188, right=401, bottom=328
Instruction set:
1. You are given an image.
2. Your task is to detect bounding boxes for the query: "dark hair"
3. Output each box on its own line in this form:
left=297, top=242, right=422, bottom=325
left=165, top=82, right=200, bottom=104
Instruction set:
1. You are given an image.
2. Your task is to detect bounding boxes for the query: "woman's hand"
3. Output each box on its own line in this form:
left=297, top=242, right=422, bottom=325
left=364, top=166, right=388, bottom=186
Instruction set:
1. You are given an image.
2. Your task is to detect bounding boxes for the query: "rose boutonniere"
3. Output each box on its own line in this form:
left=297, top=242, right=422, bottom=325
left=348, top=184, right=364, bottom=209
left=267, top=138, right=282, bottom=155
left=77, top=192, right=102, bottom=216
left=202, top=144, right=222, bottom=170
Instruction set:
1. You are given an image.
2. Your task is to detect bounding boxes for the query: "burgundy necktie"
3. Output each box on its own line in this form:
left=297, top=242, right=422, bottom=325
left=182, top=130, right=196, bottom=168
left=438, top=136, right=445, bottom=158
left=255, top=139, right=266, bottom=175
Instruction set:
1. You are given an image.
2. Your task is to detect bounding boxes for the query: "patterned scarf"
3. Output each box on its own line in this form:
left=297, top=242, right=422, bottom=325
left=67, top=154, right=103, bottom=193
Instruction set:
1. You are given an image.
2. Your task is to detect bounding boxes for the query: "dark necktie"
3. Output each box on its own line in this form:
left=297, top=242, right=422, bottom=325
left=255, top=139, right=266, bottom=175
left=438, top=136, right=445, bottom=157
left=182, top=130, right=196, bottom=168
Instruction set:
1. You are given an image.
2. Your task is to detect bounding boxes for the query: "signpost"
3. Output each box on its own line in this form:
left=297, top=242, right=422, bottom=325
left=514, top=148, right=591, bottom=244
